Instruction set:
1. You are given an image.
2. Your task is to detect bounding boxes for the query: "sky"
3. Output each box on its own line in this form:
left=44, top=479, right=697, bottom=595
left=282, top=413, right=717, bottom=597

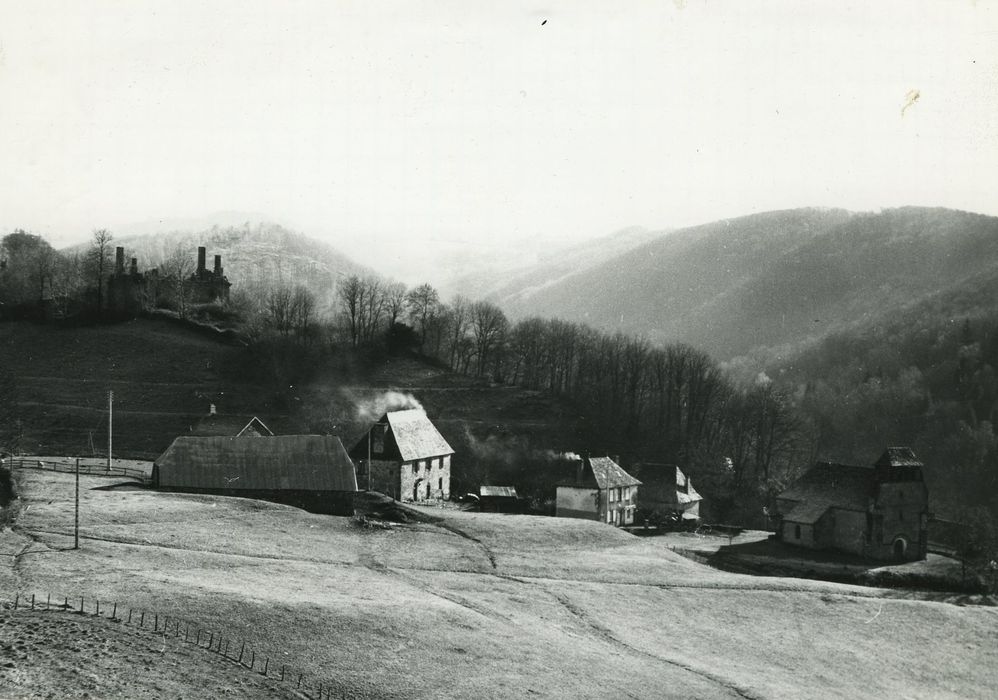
left=1, top=1, right=997, bottom=276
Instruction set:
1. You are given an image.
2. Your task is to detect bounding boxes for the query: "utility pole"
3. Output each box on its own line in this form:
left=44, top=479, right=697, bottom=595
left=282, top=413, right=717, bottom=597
left=366, top=426, right=372, bottom=491
left=107, top=390, right=113, bottom=471
left=74, top=457, right=80, bottom=549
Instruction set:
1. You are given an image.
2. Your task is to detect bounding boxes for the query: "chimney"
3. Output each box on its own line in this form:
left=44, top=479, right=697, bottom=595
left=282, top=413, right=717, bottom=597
left=197, top=246, right=207, bottom=274
left=130, top=257, right=138, bottom=276
left=611, top=455, right=620, bottom=466
left=209, top=403, right=216, bottom=416
left=115, top=247, right=125, bottom=275
left=213, top=254, right=222, bottom=276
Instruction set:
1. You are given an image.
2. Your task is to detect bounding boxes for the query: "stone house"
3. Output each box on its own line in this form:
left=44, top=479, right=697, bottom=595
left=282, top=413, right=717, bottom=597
left=775, top=447, right=929, bottom=561
left=152, top=434, right=358, bottom=515
left=556, top=455, right=641, bottom=526
left=349, top=409, right=453, bottom=502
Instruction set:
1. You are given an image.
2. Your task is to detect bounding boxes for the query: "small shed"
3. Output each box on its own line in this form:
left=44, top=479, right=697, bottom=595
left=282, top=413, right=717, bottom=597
left=479, top=485, right=520, bottom=513
left=153, top=435, right=358, bottom=515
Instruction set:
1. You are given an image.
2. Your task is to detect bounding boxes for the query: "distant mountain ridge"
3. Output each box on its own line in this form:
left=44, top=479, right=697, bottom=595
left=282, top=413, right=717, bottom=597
left=496, top=207, right=998, bottom=360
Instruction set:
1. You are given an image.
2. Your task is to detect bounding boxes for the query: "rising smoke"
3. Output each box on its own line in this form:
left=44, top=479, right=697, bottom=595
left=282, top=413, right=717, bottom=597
left=354, top=391, right=424, bottom=422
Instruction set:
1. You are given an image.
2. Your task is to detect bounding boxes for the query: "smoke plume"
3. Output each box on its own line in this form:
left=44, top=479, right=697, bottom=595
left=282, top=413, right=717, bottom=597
left=355, top=391, right=424, bottom=422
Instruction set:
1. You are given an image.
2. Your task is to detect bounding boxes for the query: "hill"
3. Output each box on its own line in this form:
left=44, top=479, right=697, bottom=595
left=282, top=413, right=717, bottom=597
left=499, top=207, right=998, bottom=360
left=64, top=220, right=372, bottom=312
left=1, top=469, right=994, bottom=699
left=0, top=320, right=584, bottom=492
left=439, top=225, right=663, bottom=301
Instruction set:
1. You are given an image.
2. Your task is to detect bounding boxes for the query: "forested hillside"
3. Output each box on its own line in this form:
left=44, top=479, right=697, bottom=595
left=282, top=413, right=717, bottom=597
left=503, top=207, right=998, bottom=360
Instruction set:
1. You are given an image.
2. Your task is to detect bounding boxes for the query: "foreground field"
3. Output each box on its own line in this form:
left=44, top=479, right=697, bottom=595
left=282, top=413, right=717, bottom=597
left=2, top=471, right=997, bottom=699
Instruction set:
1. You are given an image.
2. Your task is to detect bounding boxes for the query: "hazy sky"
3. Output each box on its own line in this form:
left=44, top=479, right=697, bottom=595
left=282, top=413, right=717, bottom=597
left=2, top=1, right=997, bottom=264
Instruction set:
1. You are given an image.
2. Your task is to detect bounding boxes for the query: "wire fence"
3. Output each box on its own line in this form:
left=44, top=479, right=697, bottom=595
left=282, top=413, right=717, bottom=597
left=4, top=590, right=344, bottom=699
left=6, top=458, right=150, bottom=483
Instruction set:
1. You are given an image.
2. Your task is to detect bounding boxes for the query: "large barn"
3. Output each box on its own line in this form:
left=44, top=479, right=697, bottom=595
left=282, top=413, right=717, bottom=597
left=775, top=447, right=929, bottom=561
left=153, top=435, right=358, bottom=515
left=349, top=409, right=453, bottom=502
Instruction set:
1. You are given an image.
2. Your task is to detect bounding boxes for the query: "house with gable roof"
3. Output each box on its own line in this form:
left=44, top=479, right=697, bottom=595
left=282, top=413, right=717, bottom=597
left=630, top=462, right=703, bottom=525
left=775, top=447, right=929, bottom=561
left=349, top=409, right=454, bottom=502
left=556, top=455, right=641, bottom=526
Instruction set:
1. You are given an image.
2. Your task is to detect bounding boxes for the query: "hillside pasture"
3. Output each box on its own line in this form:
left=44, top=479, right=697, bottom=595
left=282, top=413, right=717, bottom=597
left=2, top=470, right=996, bottom=699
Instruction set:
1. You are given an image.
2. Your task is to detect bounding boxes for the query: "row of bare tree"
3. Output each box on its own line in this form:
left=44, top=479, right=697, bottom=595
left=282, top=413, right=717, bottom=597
left=330, top=277, right=811, bottom=507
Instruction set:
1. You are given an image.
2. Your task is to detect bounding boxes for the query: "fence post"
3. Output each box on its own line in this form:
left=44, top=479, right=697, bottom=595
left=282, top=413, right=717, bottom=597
left=250, top=650, right=255, bottom=670
left=263, top=657, right=269, bottom=676
left=112, top=602, right=117, bottom=620
left=96, top=600, right=100, bottom=616
left=13, top=594, right=17, bottom=610
left=298, top=674, right=303, bottom=689
left=47, top=593, right=51, bottom=611
left=154, top=613, right=158, bottom=631
left=239, top=642, right=245, bottom=663
left=79, top=597, right=84, bottom=613
left=140, top=611, right=145, bottom=627
left=128, top=608, right=133, bottom=624
left=64, top=596, right=68, bottom=611
left=196, top=629, right=201, bottom=645
left=31, top=594, right=35, bottom=610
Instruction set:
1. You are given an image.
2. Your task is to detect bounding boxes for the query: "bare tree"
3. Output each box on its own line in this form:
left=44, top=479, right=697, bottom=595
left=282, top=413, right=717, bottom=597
left=291, top=284, right=317, bottom=343
left=406, top=283, right=440, bottom=352
left=470, top=300, right=509, bottom=378
left=87, top=229, right=114, bottom=313
left=161, top=246, right=196, bottom=318
left=337, top=275, right=364, bottom=346
left=384, top=281, right=407, bottom=330
left=266, top=285, right=295, bottom=337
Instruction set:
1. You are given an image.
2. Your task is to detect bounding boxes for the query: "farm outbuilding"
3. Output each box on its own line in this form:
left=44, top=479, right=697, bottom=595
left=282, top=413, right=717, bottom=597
left=775, top=447, right=929, bottom=562
left=153, top=435, right=358, bottom=515
left=349, top=409, right=453, bottom=502
left=479, top=485, right=520, bottom=513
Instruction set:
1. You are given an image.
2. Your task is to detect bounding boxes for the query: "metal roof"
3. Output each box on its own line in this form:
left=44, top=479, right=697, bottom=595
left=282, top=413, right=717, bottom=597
left=480, top=485, right=518, bottom=498
left=154, top=435, right=358, bottom=491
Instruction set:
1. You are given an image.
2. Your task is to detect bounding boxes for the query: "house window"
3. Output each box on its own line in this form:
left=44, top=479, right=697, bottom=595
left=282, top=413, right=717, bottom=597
left=794, top=525, right=801, bottom=540
left=412, top=462, right=418, bottom=474
left=438, top=477, right=443, bottom=491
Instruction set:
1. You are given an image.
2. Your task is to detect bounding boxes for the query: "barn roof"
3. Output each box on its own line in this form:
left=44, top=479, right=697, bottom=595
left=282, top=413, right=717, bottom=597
left=480, top=485, right=518, bottom=498
left=154, top=435, right=357, bottom=491
left=779, top=462, right=874, bottom=524
left=385, top=409, right=453, bottom=462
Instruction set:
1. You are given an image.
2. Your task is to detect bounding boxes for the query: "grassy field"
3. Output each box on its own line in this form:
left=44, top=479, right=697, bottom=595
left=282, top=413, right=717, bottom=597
left=2, top=470, right=996, bottom=699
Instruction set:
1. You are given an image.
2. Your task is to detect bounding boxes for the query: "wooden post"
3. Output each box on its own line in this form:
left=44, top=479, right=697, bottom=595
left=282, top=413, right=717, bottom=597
left=263, top=657, right=269, bottom=675
left=107, top=390, right=113, bottom=471
left=238, top=642, right=245, bottom=663
left=140, top=611, right=144, bottom=627
left=297, top=674, right=303, bottom=688
left=96, top=600, right=100, bottom=616
left=80, top=597, right=84, bottom=613
left=154, top=613, right=158, bottom=631
left=112, top=602, right=117, bottom=619
left=250, top=650, right=255, bottom=669
left=128, top=608, right=132, bottom=624
left=31, top=594, right=35, bottom=610
left=75, top=458, right=80, bottom=549
left=13, top=594, right=17, bottom=610
left=47, top=593, right=51, bottom=610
